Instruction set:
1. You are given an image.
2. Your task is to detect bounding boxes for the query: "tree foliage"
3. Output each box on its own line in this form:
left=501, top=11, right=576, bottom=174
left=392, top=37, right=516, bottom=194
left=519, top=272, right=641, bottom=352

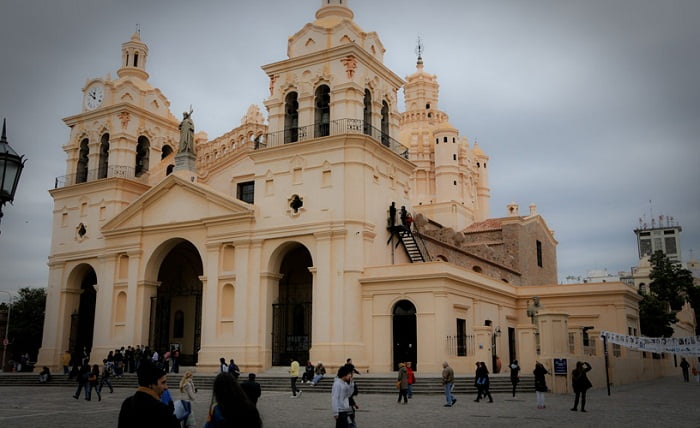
left=7, top=287, right=46, bottom=361
left=639, top=294, right=677, bottom=337
left=639, top=251, right=696, bottom=337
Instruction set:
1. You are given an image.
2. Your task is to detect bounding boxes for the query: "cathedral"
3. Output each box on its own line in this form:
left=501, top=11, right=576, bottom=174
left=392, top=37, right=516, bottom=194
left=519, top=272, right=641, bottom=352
left=38, top=1, right=660, bottom=387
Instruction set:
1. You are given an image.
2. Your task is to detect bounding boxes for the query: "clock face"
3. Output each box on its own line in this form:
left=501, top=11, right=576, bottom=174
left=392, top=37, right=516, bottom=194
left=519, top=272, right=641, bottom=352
left=85, top=85, right=104, bottom=110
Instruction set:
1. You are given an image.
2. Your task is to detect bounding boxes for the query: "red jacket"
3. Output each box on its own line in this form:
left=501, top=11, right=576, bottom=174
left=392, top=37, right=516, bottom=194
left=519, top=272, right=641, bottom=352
left=407, top=367, right=416, bottom=384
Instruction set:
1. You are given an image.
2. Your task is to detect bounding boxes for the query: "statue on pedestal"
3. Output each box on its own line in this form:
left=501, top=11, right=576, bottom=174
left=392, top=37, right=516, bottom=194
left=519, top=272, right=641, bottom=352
left=178, top=108, right=195, bottom=155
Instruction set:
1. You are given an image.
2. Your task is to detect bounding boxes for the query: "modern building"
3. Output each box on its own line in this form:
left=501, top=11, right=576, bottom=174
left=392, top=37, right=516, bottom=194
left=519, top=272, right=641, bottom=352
left=37, top=1, right=669, bottom=389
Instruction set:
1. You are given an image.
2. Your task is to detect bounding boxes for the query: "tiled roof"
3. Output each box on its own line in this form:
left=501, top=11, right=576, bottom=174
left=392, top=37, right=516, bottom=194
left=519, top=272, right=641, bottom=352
left=462, top=218, right=506, bottom=233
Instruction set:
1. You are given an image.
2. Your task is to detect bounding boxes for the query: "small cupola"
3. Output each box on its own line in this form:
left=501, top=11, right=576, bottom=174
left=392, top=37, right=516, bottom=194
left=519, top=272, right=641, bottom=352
left=315, top=0, right=354, bottom=20
left=117, top=31, right=149, bottom=80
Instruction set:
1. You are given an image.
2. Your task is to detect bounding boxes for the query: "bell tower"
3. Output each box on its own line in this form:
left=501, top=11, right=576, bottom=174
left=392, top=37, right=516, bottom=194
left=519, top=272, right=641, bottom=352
left=401, top=51, right=490, bottom=230
left=118, top=30, right=149, bottom=81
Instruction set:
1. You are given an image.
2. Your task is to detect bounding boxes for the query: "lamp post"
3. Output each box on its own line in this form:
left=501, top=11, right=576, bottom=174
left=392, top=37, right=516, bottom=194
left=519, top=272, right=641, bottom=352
left=0, top=290, right=13, bottom=372
left=0, top=118, right=26, bottom=234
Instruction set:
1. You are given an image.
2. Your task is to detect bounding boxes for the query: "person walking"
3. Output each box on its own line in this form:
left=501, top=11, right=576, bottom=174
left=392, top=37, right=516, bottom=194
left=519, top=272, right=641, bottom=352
left=474, top=362, right=493, bottom=403
left=289, top=357, right=302, bottom=398
left=175, top=370, right=196, bottom=427
left=397, top=362, right=409, bottom=404
left=312, top=361, right=326, bottom=386
left=571, top=361, right=592, bottom=412
left=73, top=365, right=89, bottom=400
left=441, top=361, right=456, bottom=407
left=406, top=361, right=416, bottom=398
left=331, top=365, right=356, bottom=428
left=680, top=357, right=690, bottom=382
left=241, top=373, right=262, bottom=405
left=86, top=364, right=101, bottom=401
left=99, top=359, right=114, bottom=394
left=510, top=360, right=521, bottom=397
left=205, top=372, right=261, bottom=428
left=534, top=361, right=549, bottom=409
left=118, top=362, right=180, bottom=428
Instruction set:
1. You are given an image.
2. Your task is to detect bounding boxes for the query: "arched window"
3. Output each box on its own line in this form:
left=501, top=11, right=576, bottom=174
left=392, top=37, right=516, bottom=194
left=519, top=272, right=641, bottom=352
left=115, top=291, right=127, bottom=323
left=135, top=136, right=150, bottom=177
left=76, top=138, right=89, bottom=183
left=363, top=89, right=372, bottom=135
left=381, top=101, right=390, bottom=147
left=284, top=91, right=299, bottom=143
left=315, top=85, right=330, bottom=138
left=98, top=133, right=109, bottom=179
left=166, top=164, right=174, bottom=175
left=221, top=284, right=234, bottom=319
left=161, top=144, right=173, bottom=160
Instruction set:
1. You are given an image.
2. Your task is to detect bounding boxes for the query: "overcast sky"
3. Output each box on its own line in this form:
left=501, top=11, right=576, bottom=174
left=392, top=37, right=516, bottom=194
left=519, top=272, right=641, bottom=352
left=1, top=0, right=698, bottom=296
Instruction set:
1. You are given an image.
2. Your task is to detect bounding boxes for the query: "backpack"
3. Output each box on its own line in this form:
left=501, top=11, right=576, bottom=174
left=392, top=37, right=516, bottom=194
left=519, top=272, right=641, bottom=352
left=229, top=363, right=240, bottom=377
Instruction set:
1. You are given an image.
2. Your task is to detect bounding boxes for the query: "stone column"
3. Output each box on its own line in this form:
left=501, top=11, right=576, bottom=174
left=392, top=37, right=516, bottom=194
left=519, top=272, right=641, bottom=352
left=537, top=311, right=570, bottom=393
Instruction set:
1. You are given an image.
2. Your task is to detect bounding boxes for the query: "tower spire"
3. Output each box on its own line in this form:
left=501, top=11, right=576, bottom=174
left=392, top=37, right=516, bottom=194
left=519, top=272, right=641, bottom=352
left=415, top=36, right=424, bottom=66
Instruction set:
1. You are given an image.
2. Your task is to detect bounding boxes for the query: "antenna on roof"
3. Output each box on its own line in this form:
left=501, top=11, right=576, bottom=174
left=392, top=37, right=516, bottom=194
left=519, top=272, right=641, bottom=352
left=136, top=23, right=141, bottom=35
left=415, top=36, right=424, bottom=65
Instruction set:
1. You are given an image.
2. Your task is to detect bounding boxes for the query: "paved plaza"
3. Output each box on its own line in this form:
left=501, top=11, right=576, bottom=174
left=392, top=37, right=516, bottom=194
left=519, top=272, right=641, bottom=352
left=0, top=375, right=698, bottom=427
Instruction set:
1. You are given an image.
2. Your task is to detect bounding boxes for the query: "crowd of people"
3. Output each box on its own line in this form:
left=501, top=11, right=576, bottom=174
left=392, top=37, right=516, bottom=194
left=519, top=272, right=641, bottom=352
left=47, top=348, right=694, bottom=427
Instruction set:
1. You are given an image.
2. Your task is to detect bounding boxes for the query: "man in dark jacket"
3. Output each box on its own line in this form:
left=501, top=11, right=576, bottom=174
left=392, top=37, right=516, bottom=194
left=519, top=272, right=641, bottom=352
left=241, top=372, right=262, bottom=405
left=118, top=361, right=179, bottom=428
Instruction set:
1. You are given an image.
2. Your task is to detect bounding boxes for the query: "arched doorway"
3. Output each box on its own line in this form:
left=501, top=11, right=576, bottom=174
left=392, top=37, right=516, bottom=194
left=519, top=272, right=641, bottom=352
left=393, top=299, right=417, bottom=371
left=151, top=241, right=203, bottom=365
left=68, top=266, right=97, bottom=361
left=272, top=245, right=312, bottom=366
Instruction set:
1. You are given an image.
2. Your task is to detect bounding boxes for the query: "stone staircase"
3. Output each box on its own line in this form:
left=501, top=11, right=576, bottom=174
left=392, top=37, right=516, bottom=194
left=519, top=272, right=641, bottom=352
left=0, top=370, right=534, bottom=395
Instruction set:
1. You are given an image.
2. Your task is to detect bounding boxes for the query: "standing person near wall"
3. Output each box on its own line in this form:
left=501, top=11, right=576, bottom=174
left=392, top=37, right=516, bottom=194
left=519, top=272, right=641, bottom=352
left=680, top=357, right=690, bottom=382
left=218, top=358, right=228, bottom=374
left=406, top=361, right=416, bottom=398
left=571, top=361, right=592, bottom=412
left=441, top=361, right=456, bottom=407
left=510, top=360, right=521, bottom=397
left=533, top=361, right=549, bottom=409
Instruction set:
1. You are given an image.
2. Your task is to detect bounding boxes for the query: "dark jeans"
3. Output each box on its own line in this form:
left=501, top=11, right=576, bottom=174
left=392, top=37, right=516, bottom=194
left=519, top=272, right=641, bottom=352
left=335, top=411, right=351, bottom=428
left=99, top=377, right=113, bottom=393
left=511, top=379, right=518, bottom=397
left=476, top=386, right=493, bottom=402
left=397, top=388, right=408, bottom=403
left=573, top=390, right=587, bottom=410
left=291, top=377, right=299, bottom=395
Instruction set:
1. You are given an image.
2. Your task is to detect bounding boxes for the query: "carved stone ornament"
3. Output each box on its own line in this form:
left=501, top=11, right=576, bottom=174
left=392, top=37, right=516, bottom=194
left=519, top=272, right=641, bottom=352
left=118, top=111, right=130, bottom=129
left=340, top=55, right=357, bottom=79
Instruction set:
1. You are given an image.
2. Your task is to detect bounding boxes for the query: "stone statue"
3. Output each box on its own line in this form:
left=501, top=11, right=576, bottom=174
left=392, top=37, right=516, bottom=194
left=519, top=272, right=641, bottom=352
left=178, top=109, right=195, bottom=154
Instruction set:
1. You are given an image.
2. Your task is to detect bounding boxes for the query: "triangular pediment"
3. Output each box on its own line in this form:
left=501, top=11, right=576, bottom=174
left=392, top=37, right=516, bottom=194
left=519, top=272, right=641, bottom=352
left=102, top=174, right=254, bottom=234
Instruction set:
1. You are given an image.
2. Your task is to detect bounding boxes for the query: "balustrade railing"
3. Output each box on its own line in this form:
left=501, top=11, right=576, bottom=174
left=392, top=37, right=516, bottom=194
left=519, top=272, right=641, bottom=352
left=253, top=118, right=408, bottom=159
left=55, top=165, right=150, bottom=189
left=446, top=334, right=475, bottom=357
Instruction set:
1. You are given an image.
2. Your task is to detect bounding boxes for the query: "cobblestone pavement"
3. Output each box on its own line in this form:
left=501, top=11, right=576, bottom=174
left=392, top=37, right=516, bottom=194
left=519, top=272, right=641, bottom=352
left=0, top=376, right=698, bottom=427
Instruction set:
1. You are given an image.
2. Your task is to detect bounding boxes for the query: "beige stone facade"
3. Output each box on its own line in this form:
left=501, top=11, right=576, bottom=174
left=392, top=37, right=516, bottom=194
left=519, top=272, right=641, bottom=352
left=37, top=0, right=681, bottom=389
